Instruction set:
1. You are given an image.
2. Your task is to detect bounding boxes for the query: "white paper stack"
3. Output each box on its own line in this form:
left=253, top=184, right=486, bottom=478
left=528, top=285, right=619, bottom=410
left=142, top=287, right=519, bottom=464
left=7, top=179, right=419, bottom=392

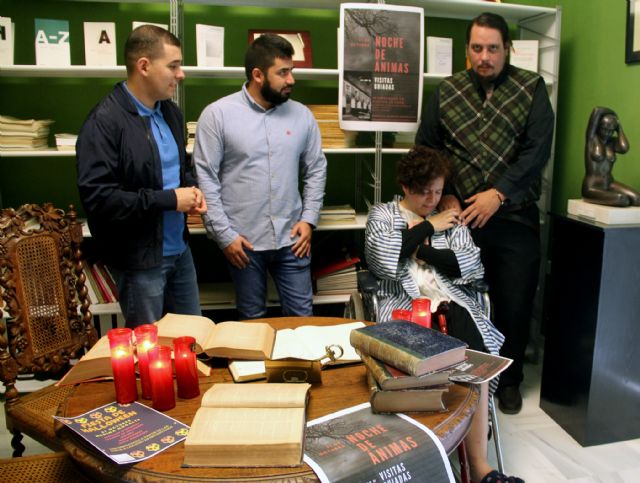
left=567, top=199, right=640, bottom=225
left=0, top=114, right=53, bottom=150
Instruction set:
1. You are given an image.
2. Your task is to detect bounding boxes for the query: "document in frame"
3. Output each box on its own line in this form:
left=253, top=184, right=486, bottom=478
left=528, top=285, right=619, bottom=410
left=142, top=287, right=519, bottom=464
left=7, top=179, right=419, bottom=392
left=339, top=3, right=424, bottom=133
left=304, top=402, right=454, bottom=483
left=54, top=401, right=190, bottom=464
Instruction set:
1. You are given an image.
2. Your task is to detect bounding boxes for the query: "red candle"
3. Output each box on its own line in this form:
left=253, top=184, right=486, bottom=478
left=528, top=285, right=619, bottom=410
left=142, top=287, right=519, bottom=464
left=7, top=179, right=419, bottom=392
left=134, top=324, right=158, bottom=399
left=173, top=336, right=200, bottom=399
left=411, top=298, right=432, bottom=328
left=391, top=308, right=413, bottom=322
left=107, top=328, right=138, bottom=404
left=148, top=345, right=175, bottom=411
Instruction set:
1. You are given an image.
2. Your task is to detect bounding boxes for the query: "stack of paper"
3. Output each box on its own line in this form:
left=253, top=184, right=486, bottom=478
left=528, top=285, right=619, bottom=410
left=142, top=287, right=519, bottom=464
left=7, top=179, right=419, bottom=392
left=0, top=114, right=53, bottom=150
left=319, top=204, right=357, bottom=225
left=55, top=133, right=77, bottom=151
left=186, top=121, right=197, bottom=151
left=308, top=105, right=356, bottom=148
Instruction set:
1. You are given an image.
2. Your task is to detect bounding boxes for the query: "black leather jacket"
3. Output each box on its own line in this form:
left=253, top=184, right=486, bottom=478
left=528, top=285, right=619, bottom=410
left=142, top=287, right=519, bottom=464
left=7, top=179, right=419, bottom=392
left=76, top=81, right=195, bottom=270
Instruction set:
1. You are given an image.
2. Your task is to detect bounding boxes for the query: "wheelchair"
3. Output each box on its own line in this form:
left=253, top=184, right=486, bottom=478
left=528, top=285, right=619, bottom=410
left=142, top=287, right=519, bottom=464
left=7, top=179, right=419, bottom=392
left=345, top=269, right=505, bottom=477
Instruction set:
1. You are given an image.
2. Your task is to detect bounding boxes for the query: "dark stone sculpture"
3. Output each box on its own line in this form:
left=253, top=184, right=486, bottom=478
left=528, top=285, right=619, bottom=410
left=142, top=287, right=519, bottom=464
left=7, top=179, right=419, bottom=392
left=582, top=107, right=640, bottom=206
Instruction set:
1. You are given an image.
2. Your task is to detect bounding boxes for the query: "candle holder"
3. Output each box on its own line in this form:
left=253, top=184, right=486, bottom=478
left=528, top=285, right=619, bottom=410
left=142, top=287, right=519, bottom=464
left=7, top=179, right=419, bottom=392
left=148, top=345, right=176, bottom=411
left=391, top=308, right=413, bottom=322
left=173, top=336, right=200, bottom=399
left=411, top=298, right=432, bottom=328
left=107, top=328, right=138, bottom=404
left=134, top=324, right=158, bottom=399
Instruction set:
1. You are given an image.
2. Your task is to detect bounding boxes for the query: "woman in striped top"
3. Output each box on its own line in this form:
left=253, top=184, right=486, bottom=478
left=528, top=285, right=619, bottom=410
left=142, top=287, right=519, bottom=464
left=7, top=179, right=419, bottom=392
left=365, top=145, right=520, bottom=483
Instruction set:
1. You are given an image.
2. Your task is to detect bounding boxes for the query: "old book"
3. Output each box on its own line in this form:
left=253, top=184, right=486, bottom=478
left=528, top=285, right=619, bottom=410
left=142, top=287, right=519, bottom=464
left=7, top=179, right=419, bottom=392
left=155, top=313, right=276, bottom=360
left=184, top=383, right=310, bottom=467
left=360, top=351, right=453, bottom=390
left=57, top=333, right=211, bottom=386
left=228, top=360, right=266, bottom=382
left=367, top=374, right=448, bottom=413
left=350, top=321, right=467, bottom=376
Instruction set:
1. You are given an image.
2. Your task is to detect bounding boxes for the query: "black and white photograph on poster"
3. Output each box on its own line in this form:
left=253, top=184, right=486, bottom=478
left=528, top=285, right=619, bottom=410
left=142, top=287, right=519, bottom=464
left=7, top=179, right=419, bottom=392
left=339, top=3, right=424, bottom=132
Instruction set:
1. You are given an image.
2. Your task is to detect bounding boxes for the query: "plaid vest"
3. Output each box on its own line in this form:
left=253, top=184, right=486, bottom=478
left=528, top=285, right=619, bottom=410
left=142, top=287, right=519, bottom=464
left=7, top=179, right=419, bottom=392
left=439, top=67, right=540, bottom=203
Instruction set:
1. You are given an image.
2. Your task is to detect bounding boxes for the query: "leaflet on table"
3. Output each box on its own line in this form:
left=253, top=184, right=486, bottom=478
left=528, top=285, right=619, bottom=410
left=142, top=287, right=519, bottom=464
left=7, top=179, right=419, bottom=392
left=449, top=349, right=513, bottom=384
left=304, top=402, right=454, bottom=483
left=54, top=401, right=189, bottom=465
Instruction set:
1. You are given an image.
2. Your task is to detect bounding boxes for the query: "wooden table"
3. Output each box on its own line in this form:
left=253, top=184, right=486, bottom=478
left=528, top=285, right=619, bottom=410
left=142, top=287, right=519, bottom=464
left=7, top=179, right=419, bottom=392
left=55, top=316, right=479, bottom=482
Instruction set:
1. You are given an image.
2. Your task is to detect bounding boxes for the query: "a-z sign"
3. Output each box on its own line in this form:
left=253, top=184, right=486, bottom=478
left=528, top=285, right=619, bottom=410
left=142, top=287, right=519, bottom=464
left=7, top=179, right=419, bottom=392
left=34, top=18, right=71, bottom=66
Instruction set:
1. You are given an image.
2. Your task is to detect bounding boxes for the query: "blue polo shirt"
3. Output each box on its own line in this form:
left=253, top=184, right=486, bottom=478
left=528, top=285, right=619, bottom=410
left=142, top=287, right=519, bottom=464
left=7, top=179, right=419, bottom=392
left=125, top=83, right=186, bottom=257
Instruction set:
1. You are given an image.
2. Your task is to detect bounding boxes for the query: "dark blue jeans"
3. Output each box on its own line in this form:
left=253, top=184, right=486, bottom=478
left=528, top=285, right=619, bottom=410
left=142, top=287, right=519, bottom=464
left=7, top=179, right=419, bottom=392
left=110, top=246, right=201, bottom=328
left=228, top=246, right=313, bottom=320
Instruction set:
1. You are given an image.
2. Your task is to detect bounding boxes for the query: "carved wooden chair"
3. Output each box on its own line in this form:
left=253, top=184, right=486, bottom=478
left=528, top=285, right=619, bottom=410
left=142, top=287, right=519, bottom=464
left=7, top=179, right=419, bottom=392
left=0, top=451, right=91, bottom=482
left=0, top=203, right=97, bottom=457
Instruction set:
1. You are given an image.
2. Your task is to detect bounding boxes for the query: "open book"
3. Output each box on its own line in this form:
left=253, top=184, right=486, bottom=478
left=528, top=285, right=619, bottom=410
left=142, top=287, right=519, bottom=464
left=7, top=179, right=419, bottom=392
left=155, top=313, right=276, bottom=360
left=228, top=321, right=365, bottom=382
left=57, top=333, right=211, bottom=386
left=183, top=383, right=310, bottom=467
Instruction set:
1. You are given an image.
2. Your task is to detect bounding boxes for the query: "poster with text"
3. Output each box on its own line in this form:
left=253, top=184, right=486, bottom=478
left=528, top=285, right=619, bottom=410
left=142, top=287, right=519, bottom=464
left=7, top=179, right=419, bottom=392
left=54, top=401, right=189, bottom=464
left=304, top=403, right=454, bottom=483
left=339, top=3, right=424, bottom=132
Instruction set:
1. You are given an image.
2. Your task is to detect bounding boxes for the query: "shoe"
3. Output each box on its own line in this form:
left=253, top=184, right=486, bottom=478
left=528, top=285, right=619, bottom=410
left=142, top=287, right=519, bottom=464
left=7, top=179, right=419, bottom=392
left=480, top=470, right=524, bottom=483
left=497, top=385, right=522, bottom=414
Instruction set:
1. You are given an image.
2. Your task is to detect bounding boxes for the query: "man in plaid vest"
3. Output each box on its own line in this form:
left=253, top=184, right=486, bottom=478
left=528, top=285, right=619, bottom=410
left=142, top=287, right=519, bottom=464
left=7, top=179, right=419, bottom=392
left=416, top=12, right=554, bottom=415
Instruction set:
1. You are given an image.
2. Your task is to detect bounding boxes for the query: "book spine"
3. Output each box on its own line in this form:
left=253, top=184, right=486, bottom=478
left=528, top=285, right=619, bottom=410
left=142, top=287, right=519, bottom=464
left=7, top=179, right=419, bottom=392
left=360, top=352, right=391, bottom=387
left=82, top=266, right=101, bottom=305
left=89, top=263, right=112, bottom=303
left=350, top=330, right=419, bottom=376
left=97, top=262, right=119, bottom=301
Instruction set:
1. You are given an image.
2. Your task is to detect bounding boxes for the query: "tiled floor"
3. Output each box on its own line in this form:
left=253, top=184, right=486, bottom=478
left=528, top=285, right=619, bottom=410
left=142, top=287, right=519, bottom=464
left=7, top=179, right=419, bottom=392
left=2, top=359, right=640, bottom=481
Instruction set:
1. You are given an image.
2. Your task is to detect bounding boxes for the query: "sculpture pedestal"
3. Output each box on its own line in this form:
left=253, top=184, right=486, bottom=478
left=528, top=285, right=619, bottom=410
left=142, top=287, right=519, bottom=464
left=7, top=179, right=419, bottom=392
left=567, top=198, right=640, bottom=225
left=540, top=213, right=640, bottom=446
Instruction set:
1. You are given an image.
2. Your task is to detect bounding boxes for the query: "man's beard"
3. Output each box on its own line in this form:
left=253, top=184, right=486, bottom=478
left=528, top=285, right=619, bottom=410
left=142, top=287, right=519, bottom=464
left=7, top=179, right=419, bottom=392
left=261, top=78, right=291, bottom=106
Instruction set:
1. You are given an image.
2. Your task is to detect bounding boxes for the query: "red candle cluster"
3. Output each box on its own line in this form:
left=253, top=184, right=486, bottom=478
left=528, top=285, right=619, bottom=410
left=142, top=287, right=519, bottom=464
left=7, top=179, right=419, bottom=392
left=134, top=324, right=158, bottom=400
left=392, top=298, right=433, bottom=328
left=173, top=336, right=200, bottom=399
left=107, top=328, right=138, bottom=404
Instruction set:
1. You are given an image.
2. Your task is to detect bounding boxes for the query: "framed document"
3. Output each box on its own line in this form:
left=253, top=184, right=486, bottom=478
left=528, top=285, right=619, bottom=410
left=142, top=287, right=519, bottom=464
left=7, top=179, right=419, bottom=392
left=248, top=30, right=312, bottom=68
left=626, top=0, right=640, bottom=63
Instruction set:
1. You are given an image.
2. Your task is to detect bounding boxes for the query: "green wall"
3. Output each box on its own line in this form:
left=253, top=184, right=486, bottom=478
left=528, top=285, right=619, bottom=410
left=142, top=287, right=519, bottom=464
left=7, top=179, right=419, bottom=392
left=3, top=1, right=638, bottom=215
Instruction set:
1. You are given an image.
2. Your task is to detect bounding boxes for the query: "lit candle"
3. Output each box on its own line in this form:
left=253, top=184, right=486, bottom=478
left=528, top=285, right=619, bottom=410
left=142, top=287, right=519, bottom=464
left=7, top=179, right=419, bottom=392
left=173, top=336, right=200, bottom=399
left=391, top=308, right=413, bottom=322
left=134, top=324, right=158, bottom=399
left=148, top=345, right=175, bottom=411
left=107, top=328, right=138, bottom=404
left=411, top=298, right=432, bottom=328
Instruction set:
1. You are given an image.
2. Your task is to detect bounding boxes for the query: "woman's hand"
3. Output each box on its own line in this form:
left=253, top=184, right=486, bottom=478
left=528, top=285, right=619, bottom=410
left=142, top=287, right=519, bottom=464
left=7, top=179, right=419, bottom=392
left=427, top=208, right=461, bottom=232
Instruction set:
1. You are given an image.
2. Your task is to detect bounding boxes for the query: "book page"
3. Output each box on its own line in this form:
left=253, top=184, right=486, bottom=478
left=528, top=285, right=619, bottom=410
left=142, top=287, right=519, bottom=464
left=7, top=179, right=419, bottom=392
left=201, top=383, right=309, bottom=408
left=155, top=313, right=215, bottom=352
left=189, top=407, right=304, bottom=446
left=228, top=360, right=266, bottom=382
left=206, top=321, right=275, bottom=358
left=271, top=321, right=365, bottom=362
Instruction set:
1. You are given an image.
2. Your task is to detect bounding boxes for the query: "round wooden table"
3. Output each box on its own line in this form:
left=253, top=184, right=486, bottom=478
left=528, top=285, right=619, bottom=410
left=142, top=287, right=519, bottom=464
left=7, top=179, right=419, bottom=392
left=55, top=316, right=479, bottom=482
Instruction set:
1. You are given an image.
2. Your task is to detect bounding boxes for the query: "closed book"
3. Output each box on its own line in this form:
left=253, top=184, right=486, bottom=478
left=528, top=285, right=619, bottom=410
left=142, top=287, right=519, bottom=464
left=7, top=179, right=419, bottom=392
left=367, top=374, right=448, bottom=413
left=312, top=251, right=360, bottom=279
left=360, top=351, right=453, bottom=390
left=350, top=321, right=467, bottom=376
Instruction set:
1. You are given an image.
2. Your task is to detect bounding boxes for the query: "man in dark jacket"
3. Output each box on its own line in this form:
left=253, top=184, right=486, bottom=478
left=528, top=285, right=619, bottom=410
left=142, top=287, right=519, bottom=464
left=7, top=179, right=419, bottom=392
left=76, top=25, right=206, bottom=328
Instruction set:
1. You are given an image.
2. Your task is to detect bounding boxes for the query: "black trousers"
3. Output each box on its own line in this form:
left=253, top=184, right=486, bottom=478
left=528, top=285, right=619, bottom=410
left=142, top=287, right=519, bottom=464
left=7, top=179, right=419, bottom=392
left=470, top=206, right=541, bottom=387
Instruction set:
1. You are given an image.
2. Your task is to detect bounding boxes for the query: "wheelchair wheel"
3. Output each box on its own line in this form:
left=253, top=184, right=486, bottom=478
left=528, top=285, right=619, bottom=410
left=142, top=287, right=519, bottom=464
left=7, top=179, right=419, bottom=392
left=344, top=290, right=365, bottom=320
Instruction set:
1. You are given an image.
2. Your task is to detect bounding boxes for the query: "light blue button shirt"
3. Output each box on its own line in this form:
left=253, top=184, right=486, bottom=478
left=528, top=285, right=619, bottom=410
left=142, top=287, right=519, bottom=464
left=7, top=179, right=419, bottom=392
left=124, top=82, right=186, bottom=256
left=193, top=84, right=327, bottom=251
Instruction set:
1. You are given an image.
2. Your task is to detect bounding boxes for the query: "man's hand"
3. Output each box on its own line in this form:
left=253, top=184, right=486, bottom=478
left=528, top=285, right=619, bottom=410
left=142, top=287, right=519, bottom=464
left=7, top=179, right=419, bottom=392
left=427, top=208, right=461, bottom=232
left=223, top=235, right=254, bottom=269
left=461, top=189, right=502, bottom=228
left=290, top=221, right=312, bottom=258
left=438, top=194, right=462, bottom=212
left=175, top=187, right=206, bottom=213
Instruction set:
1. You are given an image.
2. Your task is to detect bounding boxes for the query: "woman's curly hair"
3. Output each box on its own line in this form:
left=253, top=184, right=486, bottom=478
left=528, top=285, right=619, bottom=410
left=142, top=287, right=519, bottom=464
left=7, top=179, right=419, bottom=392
left=396, top=145, right=452, bottom=192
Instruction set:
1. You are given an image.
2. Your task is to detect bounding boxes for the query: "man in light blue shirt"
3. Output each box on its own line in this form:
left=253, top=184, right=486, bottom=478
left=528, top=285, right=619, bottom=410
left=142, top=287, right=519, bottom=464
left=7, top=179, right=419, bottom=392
left=194, top=34, right=327, bottom=319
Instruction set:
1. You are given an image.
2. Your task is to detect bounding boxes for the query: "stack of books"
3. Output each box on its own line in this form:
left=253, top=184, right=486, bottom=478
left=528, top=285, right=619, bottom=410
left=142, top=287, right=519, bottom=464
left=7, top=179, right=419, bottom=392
left=308, top=105, right=356, bottom=148
left=186, top=121, right=197, bottom=151
left=319, top=204, right=357, bottom=226
left=0, top=114, right=53, bottom=150
left=312, top=248, right=360, bottom=296
left=83, top=261, right=119, bottom=305
left=350, top=321, right=468, bottom=413
left=54, top=133, right=77, bottom=151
